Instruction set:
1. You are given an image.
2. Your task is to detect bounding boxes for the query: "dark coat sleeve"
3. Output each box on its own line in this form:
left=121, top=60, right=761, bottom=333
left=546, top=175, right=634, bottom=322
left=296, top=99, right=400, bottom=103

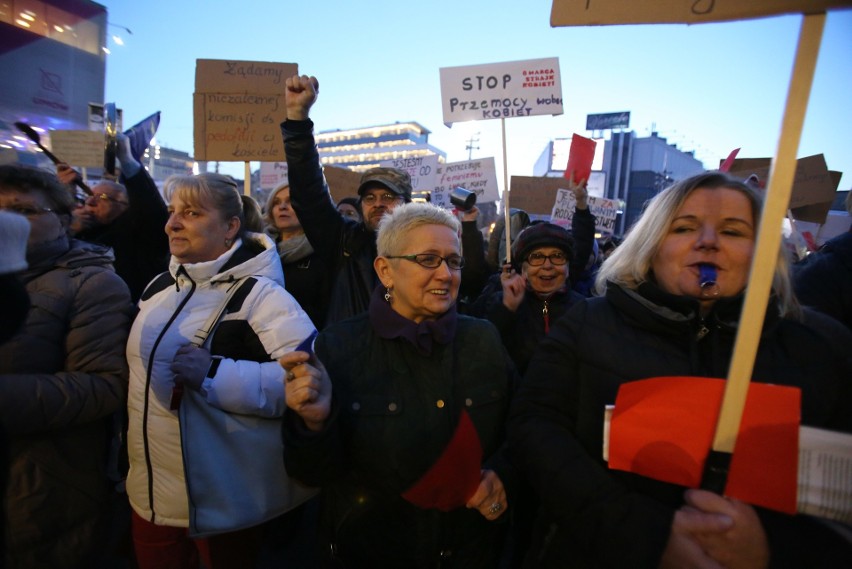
left=459, top=220, right=489, bottom=309
left=507, top=301, right=674, bottom=567
left=121, top=168, right=168, bottom=247
left=569, top=207, right=595, bottom=289
left=281, top=119, right=346, bottom=262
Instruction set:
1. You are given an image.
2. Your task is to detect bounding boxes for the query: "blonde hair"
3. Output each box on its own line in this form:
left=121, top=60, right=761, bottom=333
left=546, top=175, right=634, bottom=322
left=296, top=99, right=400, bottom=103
left=164, top=173, right=244, bottom=233
left=376, top=202, right=460, bottom=257
left=595, top=172, right=801, bottom=318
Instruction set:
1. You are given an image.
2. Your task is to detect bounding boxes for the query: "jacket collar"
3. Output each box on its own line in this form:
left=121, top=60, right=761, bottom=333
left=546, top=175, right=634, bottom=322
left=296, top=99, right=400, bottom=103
left=368, top=285, right=457, bottom=355
left=168, top=232, right=284, bottom=286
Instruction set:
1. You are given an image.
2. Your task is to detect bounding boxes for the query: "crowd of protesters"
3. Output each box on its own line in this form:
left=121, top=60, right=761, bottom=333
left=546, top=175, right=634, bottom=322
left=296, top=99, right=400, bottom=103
left=0, top=72, right=850, bottom=569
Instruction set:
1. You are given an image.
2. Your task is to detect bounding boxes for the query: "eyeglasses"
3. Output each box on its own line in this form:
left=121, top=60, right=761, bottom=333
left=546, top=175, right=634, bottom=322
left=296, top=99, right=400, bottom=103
left=526, top=252, right=568, bottom=266
left=0, top=204, right=54, bottom=217
left=385, top=253, right=465, bottom=271
left=361, top=193, right=400, bottom=206
left=86, top=193, right=128, bottom=206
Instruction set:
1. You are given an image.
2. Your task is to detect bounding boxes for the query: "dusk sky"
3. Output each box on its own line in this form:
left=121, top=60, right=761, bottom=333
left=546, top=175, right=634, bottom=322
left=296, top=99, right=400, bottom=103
left=99, top=1, right=852, bottom=190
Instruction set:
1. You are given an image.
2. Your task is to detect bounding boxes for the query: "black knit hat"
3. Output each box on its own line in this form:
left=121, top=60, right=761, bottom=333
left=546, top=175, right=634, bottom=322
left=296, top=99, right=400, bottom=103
left=511, top=222, right=574, bottom=270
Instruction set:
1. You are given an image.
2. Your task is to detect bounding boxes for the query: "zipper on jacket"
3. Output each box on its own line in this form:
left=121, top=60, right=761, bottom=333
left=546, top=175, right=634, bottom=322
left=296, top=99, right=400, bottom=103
left=542, top=299, right=550, bottom=334
left=696, top=318, right=710, bottom=340
left=141, top=265, right=196, bottom=522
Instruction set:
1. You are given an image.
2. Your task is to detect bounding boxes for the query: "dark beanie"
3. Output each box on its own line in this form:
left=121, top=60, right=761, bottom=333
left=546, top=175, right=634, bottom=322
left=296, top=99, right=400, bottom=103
left=511, top=222, right=574, bottom=270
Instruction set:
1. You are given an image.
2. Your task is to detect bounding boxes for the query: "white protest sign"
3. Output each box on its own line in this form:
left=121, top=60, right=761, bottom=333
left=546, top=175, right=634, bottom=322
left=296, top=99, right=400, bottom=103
left=48, top=130, right=104, bottom=168
left=259, top=161, right=288, bottom=190
left=439, top=58, right=563, bottom=126
left=551, top=189, right=619, bottom=234
left=379, top=154, right=440, bottom=192
left=587, top=171, right=606, bottom=198
left=432, top=157, right=500, bottom=208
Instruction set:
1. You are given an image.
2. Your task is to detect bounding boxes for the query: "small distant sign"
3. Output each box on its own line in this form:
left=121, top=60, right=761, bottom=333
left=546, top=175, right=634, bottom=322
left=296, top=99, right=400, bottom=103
left=586, top=112, right=630, bottom=131
left=380, top=155, right=440, bottom=192
left=551, top=189, right=619, bottom=234
left=432, top=157, right=499, bottom=208
left=49, top=130, right=103, bottom=168
left=259, top=161, right=288, bottom=190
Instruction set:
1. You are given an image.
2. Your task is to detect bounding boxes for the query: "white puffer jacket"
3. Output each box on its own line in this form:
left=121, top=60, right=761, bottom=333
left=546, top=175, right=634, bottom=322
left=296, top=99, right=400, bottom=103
left=126, top=232, right=315, bottom=527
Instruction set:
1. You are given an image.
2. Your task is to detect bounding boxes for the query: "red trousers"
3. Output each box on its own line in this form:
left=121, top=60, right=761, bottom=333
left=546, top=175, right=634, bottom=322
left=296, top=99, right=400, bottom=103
left=131, top=510, right=263, bottom=569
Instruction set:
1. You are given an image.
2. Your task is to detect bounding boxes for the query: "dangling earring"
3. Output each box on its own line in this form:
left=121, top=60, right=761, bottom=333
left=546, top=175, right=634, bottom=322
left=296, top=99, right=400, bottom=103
left=384, top=287, right=392, bottom=303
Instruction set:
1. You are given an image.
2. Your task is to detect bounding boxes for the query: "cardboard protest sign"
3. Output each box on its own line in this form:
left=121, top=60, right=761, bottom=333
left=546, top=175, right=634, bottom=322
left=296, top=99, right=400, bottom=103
left=439, top=58, right=563, bottom=126
left=550, top=0, right=850, bottom=26
left=729, top=154, right=836, bottom=211
left=193, top=59, right=296, bottom=162
left=259, top=161, right=288, bottom=190
left=564, top=134, right=596, bottom=184
left=551, top=189, right=618, bottom=234
left=789, top=170, right=842, bottom=224
left=322, top=165, right=361, bottom=205
left=48, top=130, right=103, bottom=168
left=509, top=176, right=567, bottom=215
left=380, top=155, right=440, bottom=192
left=432, top=157, right=499, bottom=208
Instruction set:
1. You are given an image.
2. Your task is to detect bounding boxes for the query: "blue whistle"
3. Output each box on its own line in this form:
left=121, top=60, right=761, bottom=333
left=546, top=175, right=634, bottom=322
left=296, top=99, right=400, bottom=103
left=698, top=264, right=720, bottom=298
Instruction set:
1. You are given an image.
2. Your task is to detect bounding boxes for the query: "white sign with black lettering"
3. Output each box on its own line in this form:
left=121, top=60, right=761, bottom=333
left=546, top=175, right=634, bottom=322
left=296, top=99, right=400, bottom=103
left=551, top=189, right=619, bottom=234
left=439, top=57, right=563, bottom=126
left=379, top=154, right=440, bottom=192
left=432, top=157, right=499, bottom=208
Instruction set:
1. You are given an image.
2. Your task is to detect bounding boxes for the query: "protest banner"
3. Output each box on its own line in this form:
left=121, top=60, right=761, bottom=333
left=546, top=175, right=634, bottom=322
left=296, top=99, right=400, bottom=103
left=432, top=157, right=499, bottom=208
left=193, top=59, right=296, bottom=162
left=48, top=130, right=103, bottom=168
left=550, top=0, right=849, bottom=26
left=322, top=165, right=361, bottom=205
left=379, top=155, right=440, bottom=192
left=259, top=161, right=288, bottom=190
left=729, top=154, right=838, bottom=218
left=439, top=58, right=563, bottom=126
left=509, top=176, right=567, bottom=215
left=550, top=189, right=618, bottom=234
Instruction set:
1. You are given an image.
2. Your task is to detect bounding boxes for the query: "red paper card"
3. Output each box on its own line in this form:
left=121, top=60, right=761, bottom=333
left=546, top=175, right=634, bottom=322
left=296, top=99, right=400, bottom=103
left=564, top=133, right=596, bottom=184
left=401, top=409, right=482, bottom=512
left=608, top=376, right=800, bottom=514
left=719, top=148, right=741, bottom=172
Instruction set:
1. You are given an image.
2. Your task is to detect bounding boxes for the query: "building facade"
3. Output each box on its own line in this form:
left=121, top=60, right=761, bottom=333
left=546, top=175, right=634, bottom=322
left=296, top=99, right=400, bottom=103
left=534, top=131, right=704, bottom=235
left=1, top=0, right=107, bottom=168
left=316, top=122, right=446, bottom=173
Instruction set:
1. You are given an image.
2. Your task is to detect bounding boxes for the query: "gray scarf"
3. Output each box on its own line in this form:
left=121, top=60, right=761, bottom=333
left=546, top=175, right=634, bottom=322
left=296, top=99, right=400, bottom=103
left=276, top=233, right=314, bottom=264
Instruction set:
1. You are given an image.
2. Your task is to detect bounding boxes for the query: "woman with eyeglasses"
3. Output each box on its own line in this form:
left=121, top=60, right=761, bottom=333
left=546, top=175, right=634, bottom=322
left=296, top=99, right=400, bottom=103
left=470, top=222, right=584, bottom=376
left=0, top=165, right=133, bottom=568
left=280, top=202, right=517, bottom=567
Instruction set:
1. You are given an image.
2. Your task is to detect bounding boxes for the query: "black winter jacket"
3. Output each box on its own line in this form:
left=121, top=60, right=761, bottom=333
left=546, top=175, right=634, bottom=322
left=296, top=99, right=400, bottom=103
left=76, top=168, right=168, bottom=302
left=284, top=310, right=517, bottom=568
left=509, top=281, right=852, bottom=568
left=793, top=230, right=852, bottom=331
left=469, top=284, right=584, bottom=375
left=281, top=119, right=379, bottom=328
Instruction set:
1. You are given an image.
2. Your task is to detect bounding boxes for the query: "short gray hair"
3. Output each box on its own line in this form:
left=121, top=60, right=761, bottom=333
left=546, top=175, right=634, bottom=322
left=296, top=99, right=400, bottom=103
left=376, top=202, right=460, bottom=257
